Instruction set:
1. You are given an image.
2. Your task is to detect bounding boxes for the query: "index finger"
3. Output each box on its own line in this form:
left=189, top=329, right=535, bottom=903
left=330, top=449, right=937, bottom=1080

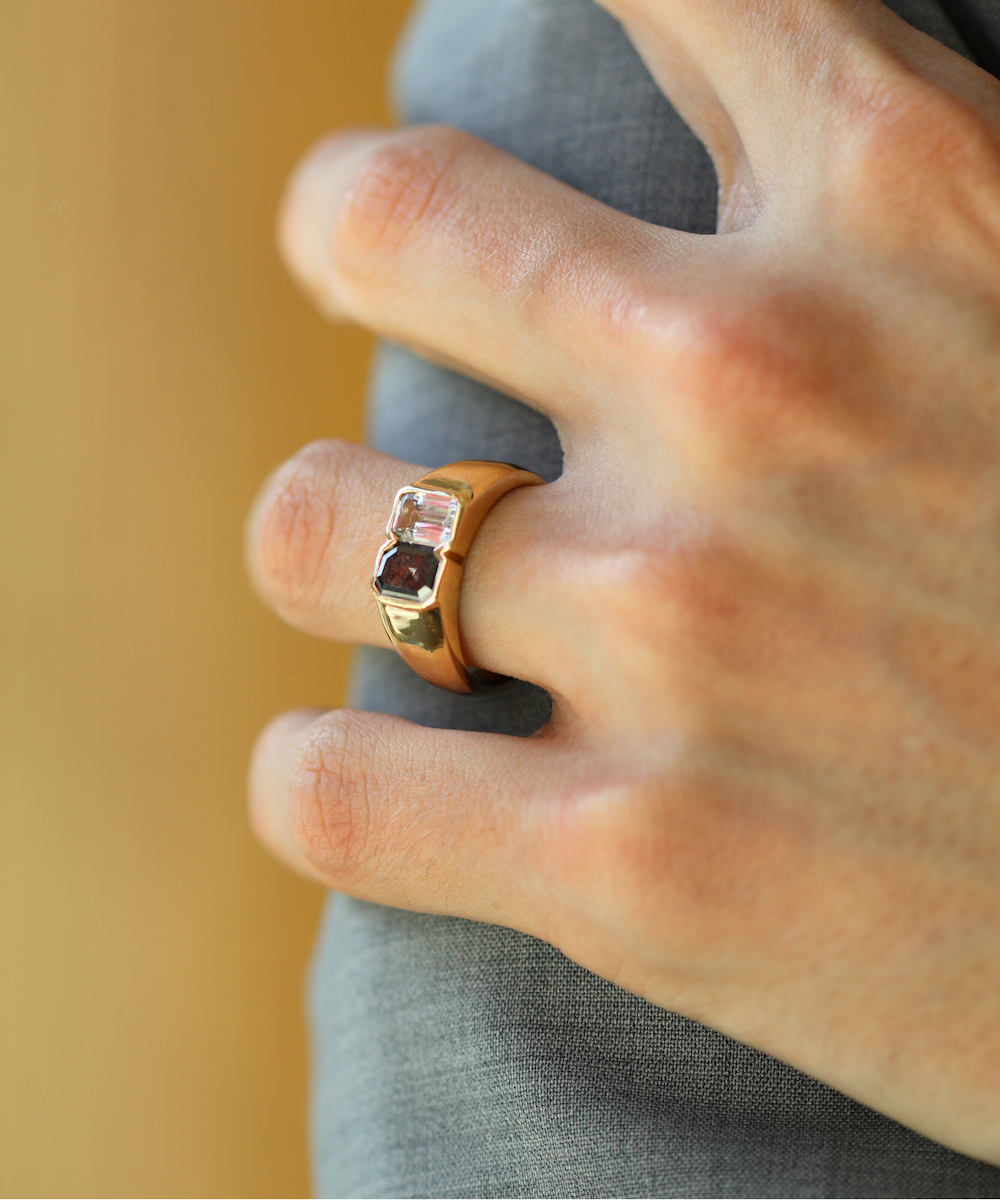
left=600, top=0, right=995, bottom=216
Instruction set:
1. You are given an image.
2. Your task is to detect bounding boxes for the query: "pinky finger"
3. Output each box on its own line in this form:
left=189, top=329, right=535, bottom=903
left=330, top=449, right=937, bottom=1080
left=248, top=705, right=572, bottom=933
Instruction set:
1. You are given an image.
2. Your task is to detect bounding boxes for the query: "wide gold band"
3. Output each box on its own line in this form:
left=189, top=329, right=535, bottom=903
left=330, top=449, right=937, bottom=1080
left=370, top=460, right=544, bottom=693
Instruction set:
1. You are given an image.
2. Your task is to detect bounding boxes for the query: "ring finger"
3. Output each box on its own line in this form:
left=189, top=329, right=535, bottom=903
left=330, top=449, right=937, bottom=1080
left=245, top=437, right=571, bottom=689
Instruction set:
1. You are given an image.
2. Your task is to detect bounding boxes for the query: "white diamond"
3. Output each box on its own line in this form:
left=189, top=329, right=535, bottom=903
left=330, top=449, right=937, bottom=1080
left=391, top=489, right=458, bottom=548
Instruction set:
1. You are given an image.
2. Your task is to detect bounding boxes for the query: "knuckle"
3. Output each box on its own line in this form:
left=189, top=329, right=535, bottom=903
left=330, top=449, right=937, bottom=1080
left=251, top=439, right=355, bottom=624
left=550, top=771, right=770, bottom=957
left=569, top=533, right=752, bottom=723
left=633, top=543, right=738, bottom=663
left=641, top=291, right=885, bottom=483
left=830, top=67, right=1000, bottom=267
left=330, top=125, right=470, bottom=290
left=284, top=713, right=373, bottom=880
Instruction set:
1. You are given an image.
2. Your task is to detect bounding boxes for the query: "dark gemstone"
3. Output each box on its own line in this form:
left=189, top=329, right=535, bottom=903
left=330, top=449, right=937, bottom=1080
left=375, top=544, right=438, bottom=600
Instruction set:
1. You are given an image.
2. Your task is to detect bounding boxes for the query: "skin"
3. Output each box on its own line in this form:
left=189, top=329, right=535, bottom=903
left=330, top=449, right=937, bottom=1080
left=245, top=0, right=1000, bottom=1162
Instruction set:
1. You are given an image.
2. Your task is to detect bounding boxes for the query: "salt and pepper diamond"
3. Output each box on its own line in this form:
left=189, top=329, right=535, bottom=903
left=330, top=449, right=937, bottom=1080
left=374, top=489, right=460, bottom=603
left=374, top=544, right=438, bottom=602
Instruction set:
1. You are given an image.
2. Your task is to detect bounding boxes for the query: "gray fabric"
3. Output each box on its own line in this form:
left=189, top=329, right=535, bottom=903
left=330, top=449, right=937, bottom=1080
left=310, top=1, right=1000, bottom=1195
left=939, top=0, right=1000, bottom=73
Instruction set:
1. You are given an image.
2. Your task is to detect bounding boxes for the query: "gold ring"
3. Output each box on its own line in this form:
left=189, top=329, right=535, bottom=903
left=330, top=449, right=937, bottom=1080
left=371, top=460, right=544, bottom=693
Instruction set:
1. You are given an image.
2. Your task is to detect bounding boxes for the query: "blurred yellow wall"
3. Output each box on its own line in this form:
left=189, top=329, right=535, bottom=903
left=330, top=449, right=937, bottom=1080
left=0, top=2, right=414, bottom=1195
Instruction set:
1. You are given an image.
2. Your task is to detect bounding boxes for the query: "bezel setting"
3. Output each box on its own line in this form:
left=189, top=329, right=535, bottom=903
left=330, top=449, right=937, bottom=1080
left=370, top=461, right=544, bottom=693
left=372, top=487, right=462, bottom=608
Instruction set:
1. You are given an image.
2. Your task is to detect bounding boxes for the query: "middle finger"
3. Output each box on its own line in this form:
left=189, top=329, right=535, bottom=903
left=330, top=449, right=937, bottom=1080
left=278, top=124, right=714, bottom=425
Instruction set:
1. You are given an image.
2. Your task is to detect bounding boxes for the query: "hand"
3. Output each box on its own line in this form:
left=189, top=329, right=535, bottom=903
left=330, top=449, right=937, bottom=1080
left=246, top=0, right=1000, bottom=1161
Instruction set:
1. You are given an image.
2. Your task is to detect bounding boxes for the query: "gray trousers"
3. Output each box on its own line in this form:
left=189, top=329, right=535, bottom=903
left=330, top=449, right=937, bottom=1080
left=310, top=2, right=1000, bottom=1195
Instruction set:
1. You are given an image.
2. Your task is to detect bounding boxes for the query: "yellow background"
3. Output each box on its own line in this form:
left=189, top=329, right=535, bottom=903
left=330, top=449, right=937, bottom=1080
left=1, top=2, right=413, bottom=1194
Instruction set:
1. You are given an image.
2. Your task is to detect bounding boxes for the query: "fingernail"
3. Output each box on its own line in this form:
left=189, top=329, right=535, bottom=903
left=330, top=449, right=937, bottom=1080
left=277, top=130, right=392, bottom=317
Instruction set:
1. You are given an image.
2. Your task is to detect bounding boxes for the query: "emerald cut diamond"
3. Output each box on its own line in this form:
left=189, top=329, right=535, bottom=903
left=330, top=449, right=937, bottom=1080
left=391, top=489, right=458, bottom=549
